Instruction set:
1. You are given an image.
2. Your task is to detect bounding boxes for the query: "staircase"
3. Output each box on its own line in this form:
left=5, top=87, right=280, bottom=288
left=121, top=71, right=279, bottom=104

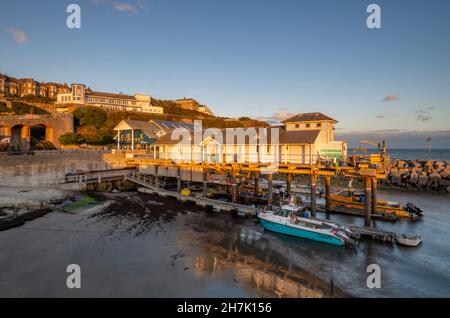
left=125, top=172, right=166, bottom=190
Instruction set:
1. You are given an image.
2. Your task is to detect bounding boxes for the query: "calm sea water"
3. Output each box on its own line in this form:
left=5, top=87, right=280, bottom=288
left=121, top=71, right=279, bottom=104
left=353, top=148, right=450, bottom=162
left=1, top=191, right=449, bottom=297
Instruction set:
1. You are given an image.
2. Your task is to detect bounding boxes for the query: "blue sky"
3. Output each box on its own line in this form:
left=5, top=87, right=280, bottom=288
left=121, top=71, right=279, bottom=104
left=1, top=0, right=449, bottom=147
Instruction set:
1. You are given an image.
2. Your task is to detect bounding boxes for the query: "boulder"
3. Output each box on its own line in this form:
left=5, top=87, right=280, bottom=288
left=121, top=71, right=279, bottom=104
left=424, top=160, right=433, bottom=167
left=409, top=172, right=419, bottom=184
left=440, top=168, right=450, bottom=179
left=447, top=186, right=450, bottom=193
left=397, top=160, right=407, bottom=168
left=417, top=174, right=429, bottom=186
left=428, top=172, right=441, bottom=187
left=429, top=171, right=441, bottom=182
left=423, top=165, right=433, bottom=174
left=439, top=179, right=450, bottom=187
left=390, top=172, right=402, bottom=185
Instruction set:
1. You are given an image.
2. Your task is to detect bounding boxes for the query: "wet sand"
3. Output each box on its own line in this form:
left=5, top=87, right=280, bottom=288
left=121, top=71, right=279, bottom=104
left=0, top=190, right=449, bottom=297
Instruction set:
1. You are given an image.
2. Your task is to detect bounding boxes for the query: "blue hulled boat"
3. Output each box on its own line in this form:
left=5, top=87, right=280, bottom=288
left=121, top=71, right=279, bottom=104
left=258, top=199, right=359, bottom=247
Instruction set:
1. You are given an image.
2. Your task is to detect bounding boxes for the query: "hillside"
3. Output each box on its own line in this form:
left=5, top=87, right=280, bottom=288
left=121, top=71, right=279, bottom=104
left=57, top=100, right=267, bottom=146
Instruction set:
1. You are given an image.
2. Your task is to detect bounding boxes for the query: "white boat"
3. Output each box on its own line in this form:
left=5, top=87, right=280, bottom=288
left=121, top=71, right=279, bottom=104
left=258, top=198, right=359, bottom=247
left=396, top=233, right=423, bottom=247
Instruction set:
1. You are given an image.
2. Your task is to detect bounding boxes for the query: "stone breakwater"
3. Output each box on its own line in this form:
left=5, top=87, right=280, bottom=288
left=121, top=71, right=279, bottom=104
left=384, top=159, right=450, bottom=193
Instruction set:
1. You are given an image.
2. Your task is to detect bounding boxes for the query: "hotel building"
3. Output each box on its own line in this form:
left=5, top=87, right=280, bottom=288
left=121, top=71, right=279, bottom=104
left=56, top=84, right=164, bottom=114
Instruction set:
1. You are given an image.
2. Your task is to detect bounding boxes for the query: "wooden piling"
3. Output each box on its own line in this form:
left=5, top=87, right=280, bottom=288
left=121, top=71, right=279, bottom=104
left=268, top=173, right=273, bottom=205
left=203, top=168, right=208, bottom=198
left=364, top=176, right=372, bottom=227
left=286, top=173, right=292, bottom=197
left=231, top=168, right=237, bottom=203
left=254, top=172, right=259, bottom=199
left=176, top=167, right=182, bottom=193
left=310, top=172, right=317, bottom=217
left=371, top=177, right=378, bottom=217
left=325, top=175, right=331, bottom=214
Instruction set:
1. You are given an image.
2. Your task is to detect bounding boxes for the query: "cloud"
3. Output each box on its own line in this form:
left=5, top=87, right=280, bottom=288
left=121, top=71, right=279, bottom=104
left=382, top=95, right=399, bottom=102
left=417, top=114, right=432, bottom=122
left=113, top=2, right=138, bottom=14
left=269, top=107, right=295, bottom=121
left=91, top=0, right=147, bottom=14
left=7, top=28, right=27, bottom=44
left=414, top=108, right=434, bottom=122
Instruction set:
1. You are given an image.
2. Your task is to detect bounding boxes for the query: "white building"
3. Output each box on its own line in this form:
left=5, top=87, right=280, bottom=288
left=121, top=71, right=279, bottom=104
left=57, top=84, right=163, bottom=114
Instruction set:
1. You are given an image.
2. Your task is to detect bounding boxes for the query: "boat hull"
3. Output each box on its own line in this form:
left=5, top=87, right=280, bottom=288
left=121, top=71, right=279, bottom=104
left=329, top=196, right=414, bottom=218
left=259, top=218, right=344, bottom=247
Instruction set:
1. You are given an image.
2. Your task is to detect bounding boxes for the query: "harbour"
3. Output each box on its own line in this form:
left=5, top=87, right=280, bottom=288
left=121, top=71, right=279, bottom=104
left=1, top=0, right=450, bottom=302
left=0, top=188, right=448, bottom=297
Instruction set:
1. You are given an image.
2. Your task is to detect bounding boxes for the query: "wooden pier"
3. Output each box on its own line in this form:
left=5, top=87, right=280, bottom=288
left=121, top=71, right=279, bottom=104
left=125, top=153, right=387, bottom=228
left=66, top=165, right=399, bottom=244
left=125, top=171, right=397, bottom=243
left=126, top=172, right=257, bottom=217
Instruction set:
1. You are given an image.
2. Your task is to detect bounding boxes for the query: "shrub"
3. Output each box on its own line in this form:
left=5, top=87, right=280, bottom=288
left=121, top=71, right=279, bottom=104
left=58, top=132, right=85, bottom=145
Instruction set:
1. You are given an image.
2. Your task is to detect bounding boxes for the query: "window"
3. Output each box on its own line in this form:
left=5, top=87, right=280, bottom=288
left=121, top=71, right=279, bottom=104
left=306, top=123, right=310, bottom=128
left=317, top=123, right=322, bottom=128
left=295, top=124, right=300, bottom=128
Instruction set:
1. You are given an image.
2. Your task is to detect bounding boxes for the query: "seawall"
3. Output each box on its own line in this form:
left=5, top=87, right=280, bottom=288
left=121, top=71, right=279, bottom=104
left=384, top=159, right=450, bottom=193
left=0, top=150, right=128, bottom=188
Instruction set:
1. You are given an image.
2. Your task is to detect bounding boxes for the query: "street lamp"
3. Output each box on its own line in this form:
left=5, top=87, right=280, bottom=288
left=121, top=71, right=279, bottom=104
left=426, top=137, right=432, bottom=161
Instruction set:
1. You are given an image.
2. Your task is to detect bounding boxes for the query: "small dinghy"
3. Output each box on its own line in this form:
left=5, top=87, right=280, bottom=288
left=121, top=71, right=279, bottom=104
left=396, top=233, right=423, bottom=247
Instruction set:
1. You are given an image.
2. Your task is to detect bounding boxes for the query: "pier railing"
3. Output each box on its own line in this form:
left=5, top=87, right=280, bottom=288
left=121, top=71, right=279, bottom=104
left=127, top=151, right=343, bottom=166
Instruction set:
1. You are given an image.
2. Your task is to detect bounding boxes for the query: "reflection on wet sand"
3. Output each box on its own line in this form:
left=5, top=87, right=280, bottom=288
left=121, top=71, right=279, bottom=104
left=94, top=193, right=345, bottom=297
left=188, top=225, right=346, bottom=298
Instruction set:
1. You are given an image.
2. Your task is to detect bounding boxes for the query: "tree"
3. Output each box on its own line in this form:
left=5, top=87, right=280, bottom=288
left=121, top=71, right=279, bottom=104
left=73, top=106, right=107, bottom=129
left=58, top=132, right=85, bottom=145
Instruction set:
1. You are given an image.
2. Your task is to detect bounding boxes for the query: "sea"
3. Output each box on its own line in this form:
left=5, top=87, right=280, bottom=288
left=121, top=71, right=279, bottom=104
left=353, top=148, right=450, bottom=162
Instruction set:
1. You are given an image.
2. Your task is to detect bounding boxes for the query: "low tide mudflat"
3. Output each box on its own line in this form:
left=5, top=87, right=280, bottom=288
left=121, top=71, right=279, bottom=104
left=0, top=190, right=449, bottom=297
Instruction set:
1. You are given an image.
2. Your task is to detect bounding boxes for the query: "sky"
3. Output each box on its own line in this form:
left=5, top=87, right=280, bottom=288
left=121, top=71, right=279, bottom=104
left=0, top=0, right=449, bottom=147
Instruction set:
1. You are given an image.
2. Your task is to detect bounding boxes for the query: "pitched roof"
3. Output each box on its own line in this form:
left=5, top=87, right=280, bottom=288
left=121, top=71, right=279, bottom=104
left=155, top=127, right=319, bottom=145
left=280, top=129, right=320, bottom=144
left=114, top=119, right=158, bottom=138
left=282, top=112, right=337, bottom=123
left=151, top=120, right=194, bottom=131
left=90, top=91, right=136, bottom=100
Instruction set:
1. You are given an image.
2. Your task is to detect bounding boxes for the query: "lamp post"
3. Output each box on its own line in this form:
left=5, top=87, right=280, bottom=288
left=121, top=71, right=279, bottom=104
left=426, top=137, right=432, bottom=161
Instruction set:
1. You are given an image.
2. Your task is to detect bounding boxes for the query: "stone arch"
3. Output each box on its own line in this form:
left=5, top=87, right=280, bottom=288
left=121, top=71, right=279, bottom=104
left=30, top=124, right=46, bottom=147
left=10, top=124, right=24, bottom=150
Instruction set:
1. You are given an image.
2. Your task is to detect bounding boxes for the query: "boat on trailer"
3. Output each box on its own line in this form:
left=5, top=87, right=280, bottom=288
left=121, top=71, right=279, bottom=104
left=258, top=198, right=359, bottom=247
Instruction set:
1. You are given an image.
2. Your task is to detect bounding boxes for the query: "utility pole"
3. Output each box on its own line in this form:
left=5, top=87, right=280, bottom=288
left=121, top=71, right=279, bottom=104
left=426, top=137, right=432, bottom=161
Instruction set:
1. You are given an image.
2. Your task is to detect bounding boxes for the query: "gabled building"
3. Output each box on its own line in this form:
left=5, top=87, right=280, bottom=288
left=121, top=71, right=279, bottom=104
left=281, top=112, right=346, bottom=160
left=113, top=119, right=194, bottom=150
left=113, top=119, right=159, bottom=150
left=113, top=112, right=347, bottom=163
